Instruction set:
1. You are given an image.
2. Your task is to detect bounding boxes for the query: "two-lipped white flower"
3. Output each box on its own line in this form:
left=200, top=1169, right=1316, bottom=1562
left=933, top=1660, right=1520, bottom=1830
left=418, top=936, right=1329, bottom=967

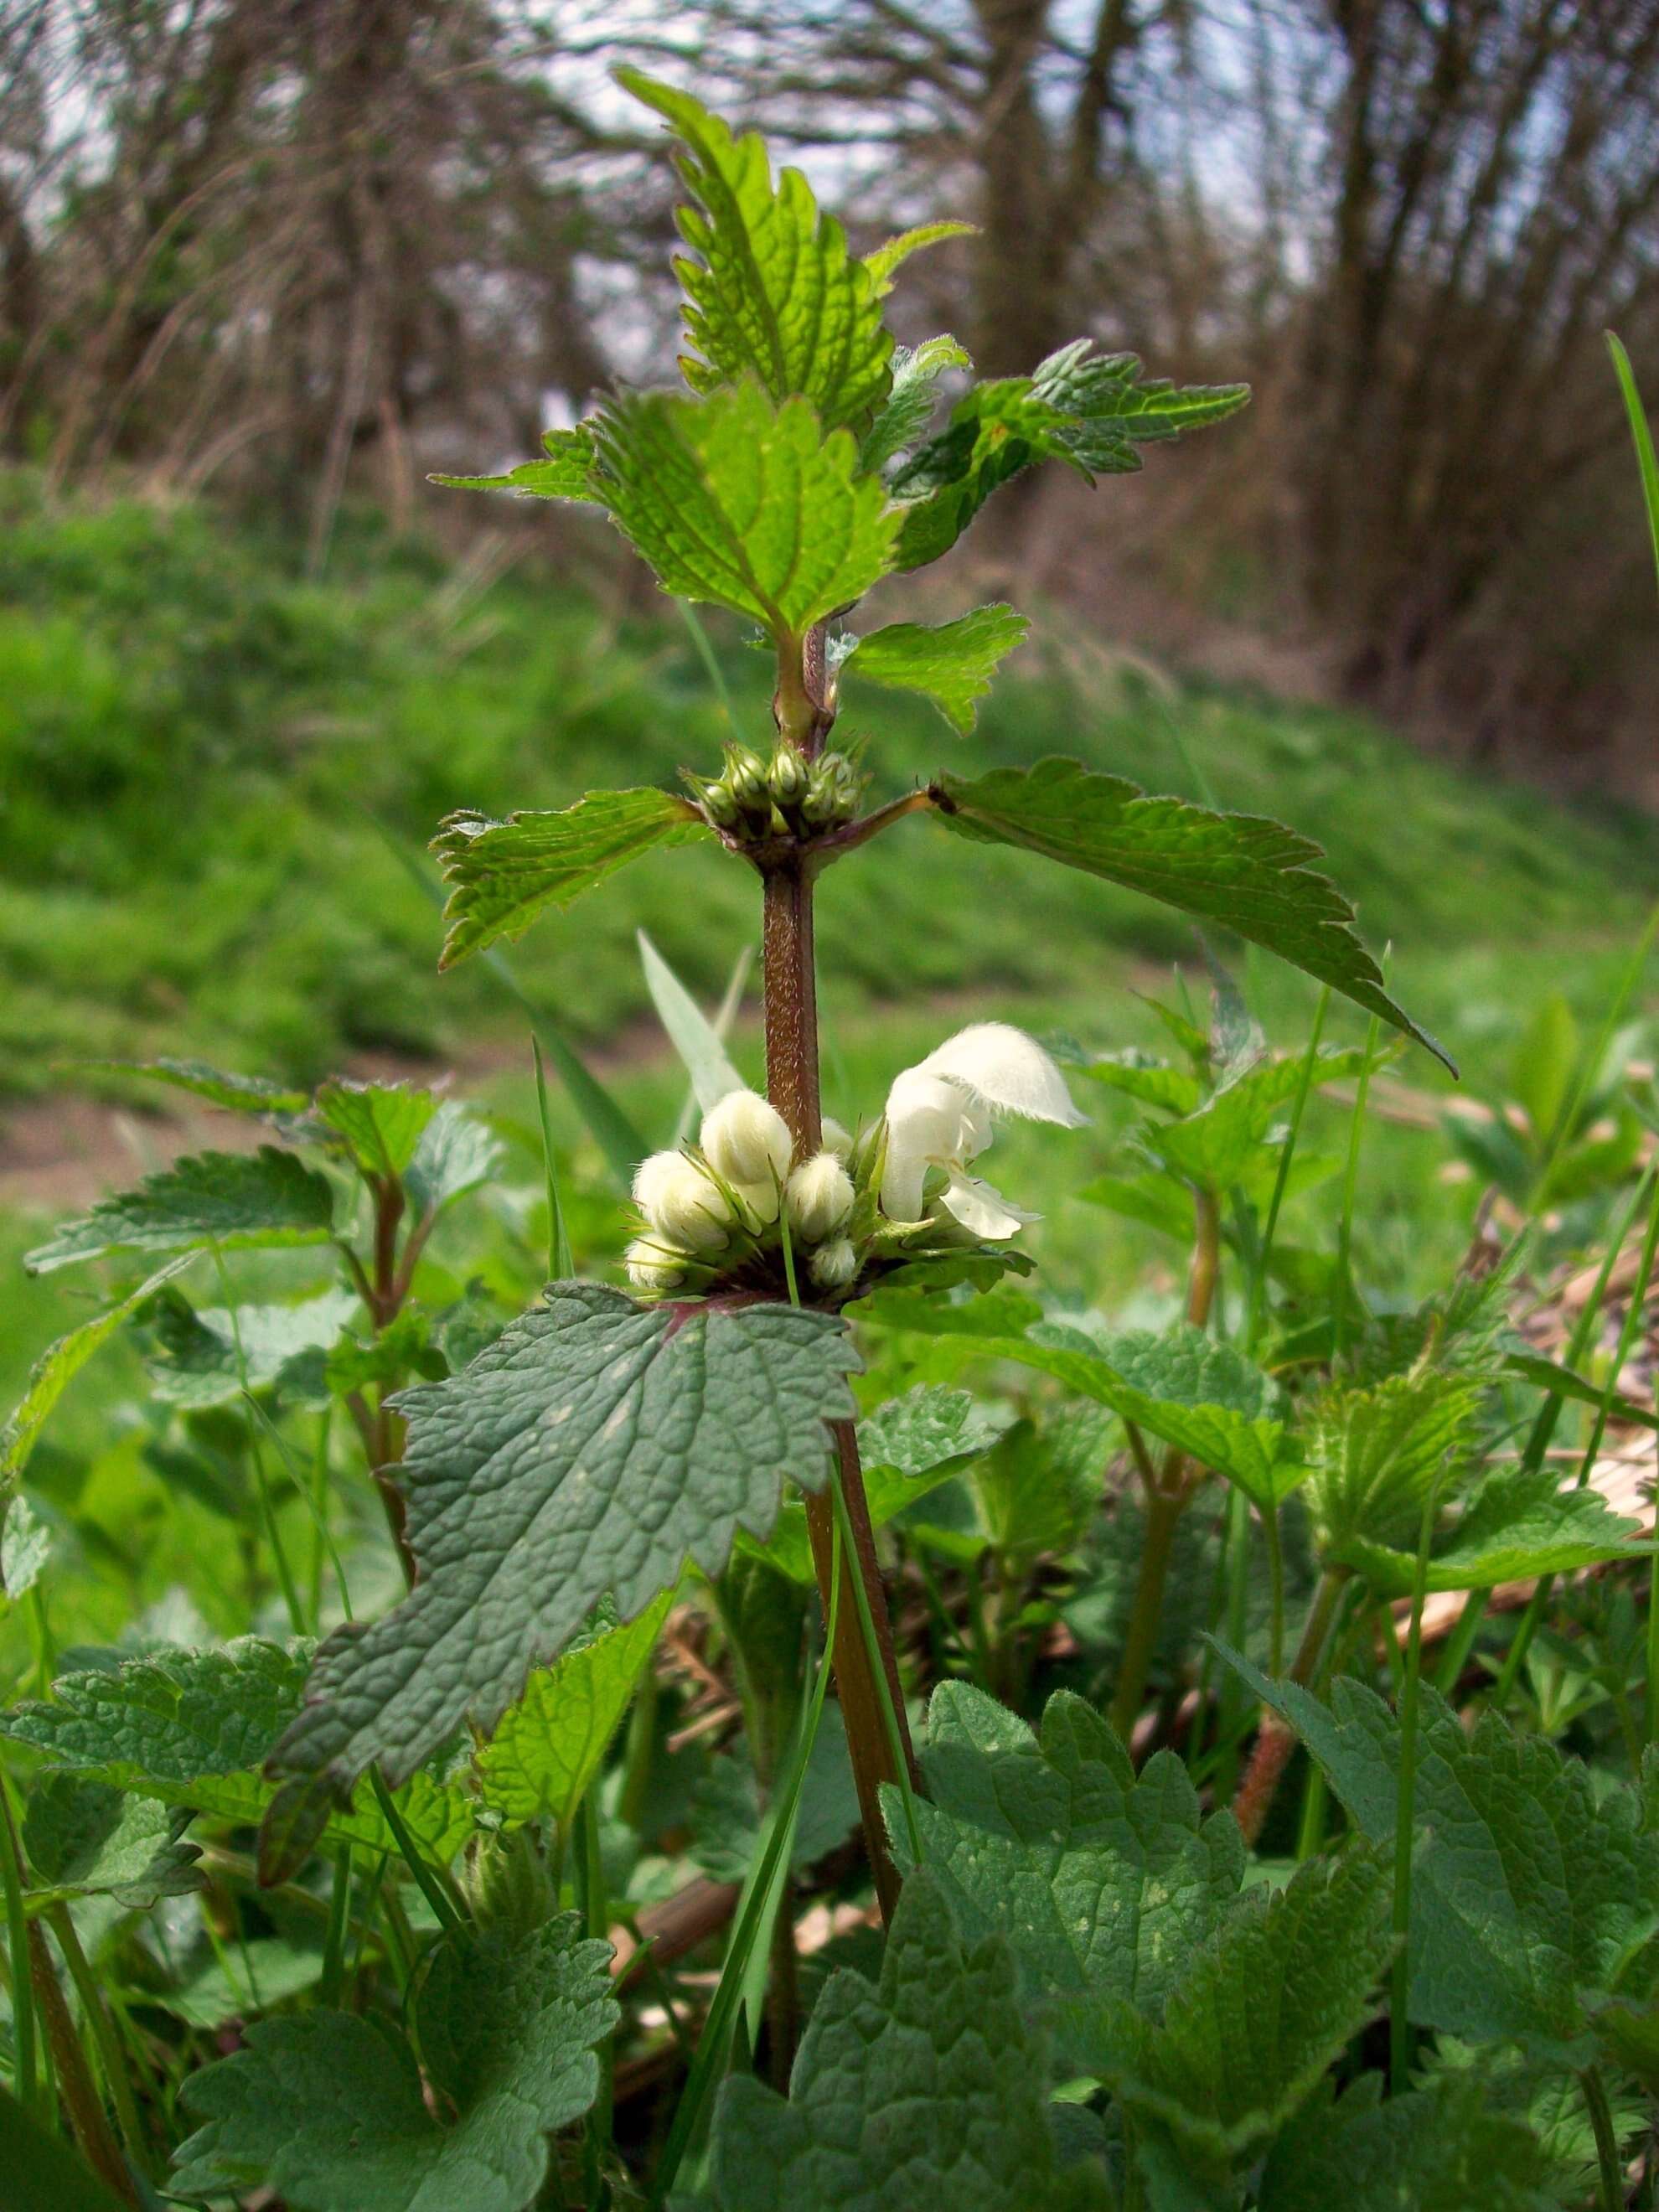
left=880, top=1022, right=1087, bottom=1240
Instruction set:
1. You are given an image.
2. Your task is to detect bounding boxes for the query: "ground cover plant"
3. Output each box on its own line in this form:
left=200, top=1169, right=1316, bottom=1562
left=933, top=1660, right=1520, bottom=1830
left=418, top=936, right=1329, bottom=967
left=6, top=74, right=1659, bottom=2212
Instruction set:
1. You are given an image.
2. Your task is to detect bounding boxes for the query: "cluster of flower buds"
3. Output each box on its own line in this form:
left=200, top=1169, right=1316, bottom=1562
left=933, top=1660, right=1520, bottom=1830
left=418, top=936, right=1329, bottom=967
left=688, top=746, right=864, bottom=843
left=625, top=1088, right=862, bottom=1298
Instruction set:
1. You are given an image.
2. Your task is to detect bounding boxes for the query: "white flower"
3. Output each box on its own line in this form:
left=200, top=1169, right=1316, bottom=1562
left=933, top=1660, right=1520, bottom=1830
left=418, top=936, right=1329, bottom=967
left=881, top=1024, right=1085, bottom=1240
left=786, top=1152, right=855, bottom=1242
left=624, top=1235, right=692, bottom=1291
left=632, top=1150, right=733, bottom=1253
left=809, top=1237, right=859, bottom=1289
left=700, top=1089, right=794, bottom=1191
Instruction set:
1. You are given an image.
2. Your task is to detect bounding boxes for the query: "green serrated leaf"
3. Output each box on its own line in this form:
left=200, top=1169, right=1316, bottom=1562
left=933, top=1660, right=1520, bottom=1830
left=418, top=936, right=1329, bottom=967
left=1258, top=2075, right=1554, bottom=2212
left=23, top=1774, right=203, bottom=1910
left=838, top=603, right=1030, bottom=733
left=1306, top=1373, right=1480, bottom=1551
left=2, top=1253, right=198, bottom=1490
left=595, top=385, right=897, bottom=641
left=88, top=1058, right=312, bottom=1114
left=860, top=334, right=971, bottom=475
left=973, top=1403, right=1114, bottom=1568
left=475, top=1592, right=672, bottom=1832
left=139, top=1287, right=359, bottom=1410
left=1134, top=1047, right=1381, bottom=1193
left=1332, top=1459, right=1654, bottom=1597
left=172, top=1914, right=617, bottom=2212
left=709, top=1868, right=1114, bottom=2211
left=863, top=221, right=976, bottom=295
left=0, top=2081, right=136, bottom=2212
left=931, top=759, right=1450, bottom=1067
left=430, top=425, right=601, bottom=502
left=1084, top=1848, right=1392, bottom=2168
left=271, top=1284, right=858, bottom=1792
left=892, top=1684, right=1243, bottom=2037
left=25, top=1149, right=336, bottom=1276
left=892, top=344, right=1248, bottom=570
left=1080, top=1051, right=1206, bottom=1117
left=1212, top=1653, right=1659, bottom=2057
left=754, top=1385, right=1005, bottom=1581
left=858, top=1294, right=1300, bottom=1507
left=432, top=788, right=709, bottom=969
left=312, top=1081, right=437, bottom=1179
left=622, top=71, right=892, bottom=430
left=404, top=1100, right=505, bottom=1219
left=1, top=1641, right=474, bottom=1868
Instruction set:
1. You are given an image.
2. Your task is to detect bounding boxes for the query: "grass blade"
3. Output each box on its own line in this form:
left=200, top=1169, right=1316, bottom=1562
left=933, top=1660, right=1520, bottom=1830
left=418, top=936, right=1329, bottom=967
left=638, top=929, right=749, bottom=1120
left=1609, top=332, right=1659, bottom=601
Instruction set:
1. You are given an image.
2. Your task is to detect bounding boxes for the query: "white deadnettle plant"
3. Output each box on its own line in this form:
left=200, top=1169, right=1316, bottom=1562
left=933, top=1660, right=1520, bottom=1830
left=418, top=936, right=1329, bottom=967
left=626, top=1023, right=1084, bottom=1295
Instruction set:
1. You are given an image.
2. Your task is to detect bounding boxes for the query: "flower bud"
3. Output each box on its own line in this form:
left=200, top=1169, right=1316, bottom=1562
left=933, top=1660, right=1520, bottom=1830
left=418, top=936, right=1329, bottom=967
left=786, top=1152, right=855, bottom=1242
left=735, top=1177, right=780, bottom=1224
left=724, top=747, right=771, bottom=821
left=801, top=753, right=851, bottom=827
left=624, top=1235, right=692, bottom=1293
left=696, top=776, right=742, bottom=829
left=632, top=1150, right=732, bottom=1253
left=701, top=1089, right=794, bottom=1190
left=809, top=1238, right=859, bottom=1289
left=768, top=746, right=809, bottom=805
left=465, top=1828, right=554, bottom=1936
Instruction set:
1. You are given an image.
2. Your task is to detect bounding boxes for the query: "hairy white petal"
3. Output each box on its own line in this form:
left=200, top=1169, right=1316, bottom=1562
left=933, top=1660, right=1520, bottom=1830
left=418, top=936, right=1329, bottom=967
left=881, top=1069, right=984, bottom=1220
left=633, top=1151, right=731, bottom=1253
left=939, top=1171, right=1038, bottom=1241
left=786, top=1153, right=855, bottom=1242
left=917, top=1022, right=1088, bottom=1128
left=700, top=1089, right=795, bottom=1188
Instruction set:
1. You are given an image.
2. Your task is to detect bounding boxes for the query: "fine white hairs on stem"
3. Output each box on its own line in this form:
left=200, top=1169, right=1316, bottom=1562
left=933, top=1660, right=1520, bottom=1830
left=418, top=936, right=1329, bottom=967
left=632, top=1150, right=733, bottom=1253
left=881, top=1023, right=1085, bottom=1238
left=700, top=1089, right=795, bottom=1190
left=786, top=1152, right=855, bottom=1243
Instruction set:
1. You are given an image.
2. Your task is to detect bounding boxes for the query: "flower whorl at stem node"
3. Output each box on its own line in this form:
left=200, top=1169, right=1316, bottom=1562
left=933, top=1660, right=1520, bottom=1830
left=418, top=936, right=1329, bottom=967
left=809, top=1238, right=859, bottom=1289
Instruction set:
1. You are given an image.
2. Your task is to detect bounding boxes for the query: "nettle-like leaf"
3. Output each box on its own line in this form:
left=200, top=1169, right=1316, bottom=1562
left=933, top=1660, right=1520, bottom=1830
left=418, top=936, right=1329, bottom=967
left=172, top=1914, right=617, bottom=2212
left=1081, top=1049, right=1206, bottom=1118
left=432, top=788, right=710, bottom=969
left=312, top=1080, right=437, bottom=1178
left=430, top=424, right=601, bottom=501
left=747, top=1382, right=1003, bottom=1581
left=1080, top=1848, right=1392, bottom=2173
left=892, top=344, right=1248, bottom=570
left=1, top=1491, right=50, bottom=1595
left=891, top=1684, right=1243, bottom=2032
left=863, top=221, right=976, bottom=297
left=709, top=1869, right=1114, bottom=2212
left=1306, top=1373, right=1481, bottom=1553
left=1258, top=2074, right=1553, bottom=2212
left=1334, top=1459, right=1653, bottom=1598
left=95, top=1057, right=312, bottom=1114
left=1132, top=1046, right=1381, bottom=1193
left=859, top=1289, right=1300, bottom=1506
left=2, top=1252, right=198, bottom=1491
left=404, top=1100, right=505, bottom=1217
left=594, top=385, right=897, bottom=641
left=1217, top=1654, right=1659, bottom=2057
left=861, top=333, right=971, bottom=476
left=474, top=1592, right=672, bottom=1832
left=972, top=1402, right=1111, bottom=1567
left=835, top=604, right=1030, bottom=733
left=1, top=1641, right=473, bottom=1866
left=22, top=1774, right=203, bottom=1910
left=622, top=72, right=893, bottom=432
left=140, top=1286, right=359, bottom=1410
left=272, top=1284, right=858, bottom=1793
left=930, top=759, right=1449, bottom=1067
left=26, top=1148, right=337, bottom=1275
